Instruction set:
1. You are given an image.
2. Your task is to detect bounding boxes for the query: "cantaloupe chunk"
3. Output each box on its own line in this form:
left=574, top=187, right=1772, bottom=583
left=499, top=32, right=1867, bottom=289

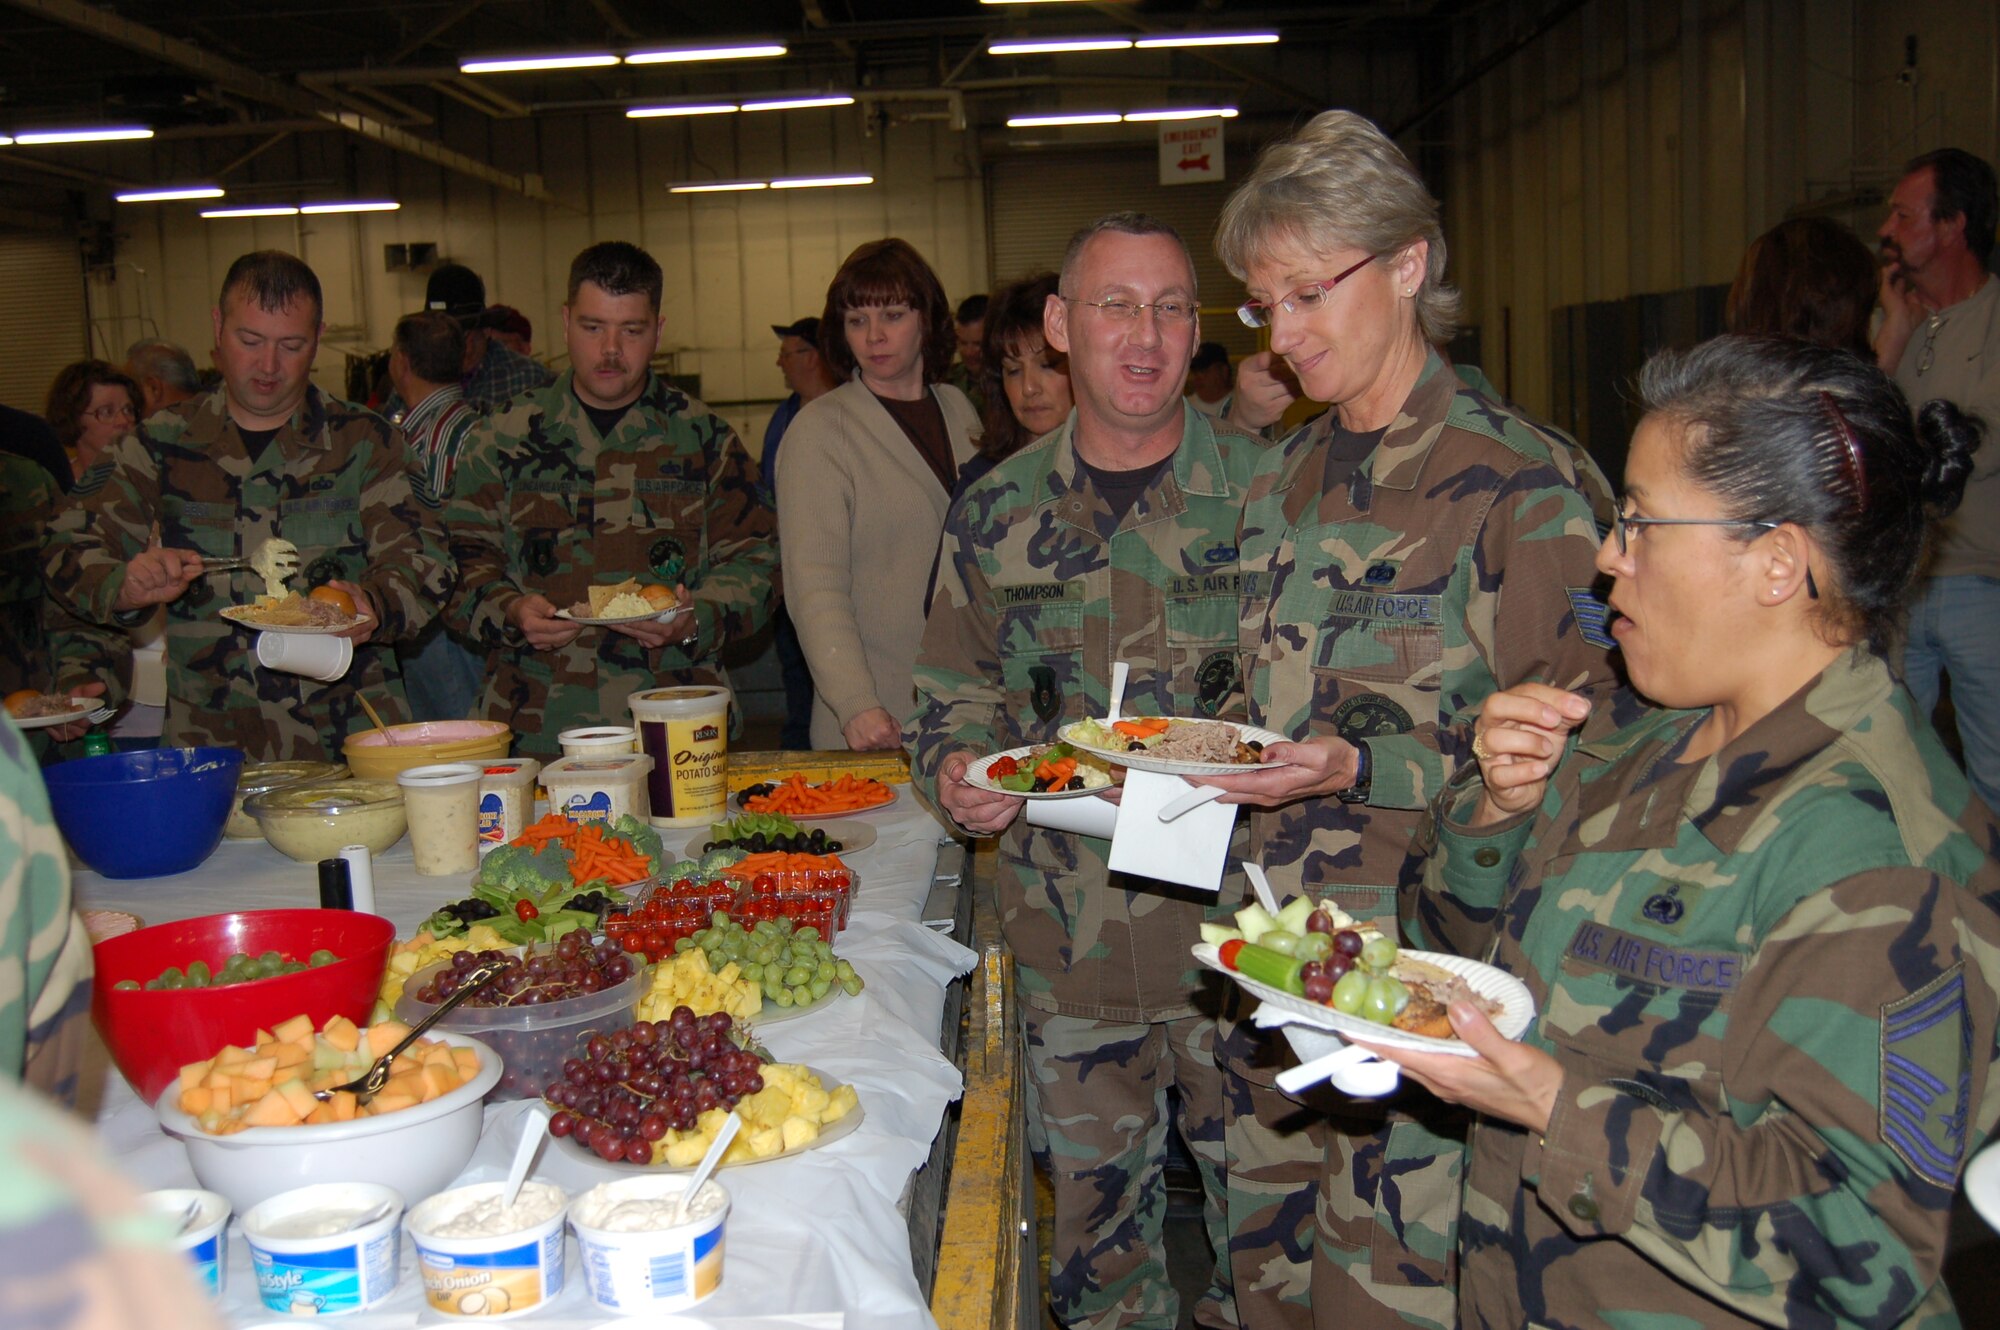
left=324, top=1090, right=358, bottom=1122
left=418, top=1064, right=458, bottom=1100
left=243, top=1088, right=303, bottom=1128
left=382, top=1070, right=426, bottom=1103
left=367, top=1090, right=418, bottom=1115
left=270, top=1042, right=310, bottom=1070
left=365, top=1021, right=412, bottom=1058
left=450, top=1047, right=479, bottom=1080
left=277, top=1080, right=318, bottom=1121
left=179, top=1058, right=215, bottom=1092
left=320, top=1015, right=360, bottom=1053
left=215, top=1044, right=253, bottom=1069
left=304, top=1103, right=337, bottom=1125
left=419, top=1043, right=454, bottom=1069
left=253, top=1028, right=276, bottom=1047
left=240, top=1055, right=278, bottom=1082
left=271, top=1014, right=315, bottom=1045
left=180, top=1085, right=215, bottom=1116
left=209, top=1086, right=233, bottom=1113
left=237, top=1077, right=272, bottom=1104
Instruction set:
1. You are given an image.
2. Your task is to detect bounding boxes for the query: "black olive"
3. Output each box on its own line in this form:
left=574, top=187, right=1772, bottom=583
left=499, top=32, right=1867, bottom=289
left=1065, top=775, right=1085, bottom=790
left=749, top=833, right=767, bottom=852
left=701, top=841, right=716, bottom=853
left=1246, top=740, right=1264, bottom=753
left=1031, top=778, right=1051, bottom=792
left=1127, top=741, right=1146, bottom=751
left=826, top=840, right=843, bottom=853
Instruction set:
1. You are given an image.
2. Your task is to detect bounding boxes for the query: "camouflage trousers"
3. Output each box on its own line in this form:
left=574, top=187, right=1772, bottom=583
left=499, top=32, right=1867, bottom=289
left=1022, top=1006, right=1235, bottom=1330
left=1221, top=1020, right=1466, bottom=1330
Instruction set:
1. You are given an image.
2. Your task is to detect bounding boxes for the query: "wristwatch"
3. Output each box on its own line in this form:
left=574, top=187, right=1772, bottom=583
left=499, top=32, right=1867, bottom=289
left=111, top=605, right=151, bottom=627
left=1336, top=740, right=1372, bottom=805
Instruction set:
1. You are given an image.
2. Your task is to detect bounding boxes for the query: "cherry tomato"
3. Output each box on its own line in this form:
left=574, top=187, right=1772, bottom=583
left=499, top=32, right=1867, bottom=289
left=1219, top=938, right=1246, bottom=969
left=515, top=899, right=540, bottom=921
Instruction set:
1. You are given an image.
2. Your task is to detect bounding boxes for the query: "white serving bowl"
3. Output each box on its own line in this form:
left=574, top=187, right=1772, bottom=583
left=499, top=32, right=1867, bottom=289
left=153, top=1031, right=502, bottom=1214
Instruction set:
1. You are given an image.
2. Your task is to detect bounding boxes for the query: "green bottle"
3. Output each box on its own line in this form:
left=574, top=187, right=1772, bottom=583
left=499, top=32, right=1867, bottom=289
left=82, top=731, right=111, bottom=757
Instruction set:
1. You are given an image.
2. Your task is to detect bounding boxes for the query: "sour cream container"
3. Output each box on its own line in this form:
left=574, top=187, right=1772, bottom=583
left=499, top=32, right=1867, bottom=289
left=406, top=1180, right=568, bottom=1319
left=397, top=762, right=485, bottom=876
left=476, top=759, right=540, bottom=850
left=570, top=1176, right=729, bottom=1315
left=242, top=1182, right=403, bottom=1316
left=628, top=686, right=730, bottom=828
left=558, top=725, right=640, bottom=759
left=540, top=754, right=653, bottom=827
left=144, top=1187, right=231, bottom=1297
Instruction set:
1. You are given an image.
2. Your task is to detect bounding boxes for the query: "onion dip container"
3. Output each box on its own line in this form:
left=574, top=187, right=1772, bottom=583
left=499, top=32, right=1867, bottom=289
left=242, top=1182, right=403, bottom=1316
left=143, top=1187, right=231, bottom=1297
left=569, top=1175, right=729, bottom=1315
left=558, top=726, right=640, bottom=759
left=406, top=1180, right=568, bottom=1318
left=476, top=760, right=540, bottom=850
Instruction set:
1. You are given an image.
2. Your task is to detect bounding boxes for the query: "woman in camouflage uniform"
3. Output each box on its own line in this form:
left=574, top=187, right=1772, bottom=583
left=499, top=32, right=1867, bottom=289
left=1388, top=336, right=2000, bottom=1327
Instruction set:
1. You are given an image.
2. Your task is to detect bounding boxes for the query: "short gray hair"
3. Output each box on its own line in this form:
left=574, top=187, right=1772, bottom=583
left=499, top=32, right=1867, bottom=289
left=125, top=338, right=198, bottom=392
left=1058, top=212, right=1197, bottom=300
left=1215, top=110, right=1460, bottom=346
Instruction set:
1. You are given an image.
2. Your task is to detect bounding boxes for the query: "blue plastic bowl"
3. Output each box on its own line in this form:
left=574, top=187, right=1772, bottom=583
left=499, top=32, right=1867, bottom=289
left=42, top=747, right=245, bottom=879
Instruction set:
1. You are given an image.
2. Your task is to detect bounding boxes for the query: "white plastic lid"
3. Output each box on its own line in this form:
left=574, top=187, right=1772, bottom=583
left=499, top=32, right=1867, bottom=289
left=559, top=726, right=637, bottom=743
left=396, top=762, right=486, bottom=789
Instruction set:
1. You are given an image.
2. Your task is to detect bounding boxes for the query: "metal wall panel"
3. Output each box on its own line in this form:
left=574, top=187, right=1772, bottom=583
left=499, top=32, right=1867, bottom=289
left=0, top=232, right=87, bottom=413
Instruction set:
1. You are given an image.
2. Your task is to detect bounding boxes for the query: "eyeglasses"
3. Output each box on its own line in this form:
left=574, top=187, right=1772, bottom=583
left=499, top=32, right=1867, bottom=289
left=1917, top=315, right=1942, bottom=376
left=1060, top=295, right=1197, bottom=324
left=1236, top=254, right=1377, bottom=328
left=1611, top=508, right=1777, bottom=556
left=83, top=403, right=137, bottom=421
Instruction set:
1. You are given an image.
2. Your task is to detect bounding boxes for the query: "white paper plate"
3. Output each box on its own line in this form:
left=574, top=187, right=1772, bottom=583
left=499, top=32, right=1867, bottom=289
left=732, top=782, right=900, bottom=820
left=1059, top=718, right=1291, bottom=777
left=219, top=605, right=371, bottom=636
left=556, top=603, right=689, bottom=627
left=1193, top=941, right=1535, bottom=1057
left=963, top=746, right=1115, bottom=800
left=673, top=819, right=876, bottom=859
left=8, top=697, right=100, bottom=730
left=553, top=1064, right=863, bottom=1172
left=742, top=985, right=848, bottom=1027
left=1966, top=1142, right=2000, bottom=1234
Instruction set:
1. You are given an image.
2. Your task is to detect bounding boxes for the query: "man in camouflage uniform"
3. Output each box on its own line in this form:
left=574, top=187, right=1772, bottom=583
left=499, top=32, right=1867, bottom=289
left=1207, top=350, right=1614, bottom=1330
left=444, top=242, right=777, bottom=760
left=908, top=214, right=1265, bottom=1330
left=0, top=449, right=55, bottom=700
left=0, top=713, right=92, bottom=1099
left=43, top=251, right=452, bottom=761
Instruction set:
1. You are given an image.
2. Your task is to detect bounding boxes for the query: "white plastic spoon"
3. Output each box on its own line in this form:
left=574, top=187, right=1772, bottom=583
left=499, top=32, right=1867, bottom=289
left=673, top=1110, right=742, bottom=1223
left=1244, top=861, right=1284, bottom=916
left=1158, top=783, right=1226, bottom=822
left=502, top=1106, right=550, bottom=1208
left=1107, top=661, right=1130, bottom=723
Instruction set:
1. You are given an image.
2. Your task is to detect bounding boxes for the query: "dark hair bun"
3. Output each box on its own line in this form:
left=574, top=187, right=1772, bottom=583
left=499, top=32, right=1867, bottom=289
left=1914, top=398, right=1981, bottom=518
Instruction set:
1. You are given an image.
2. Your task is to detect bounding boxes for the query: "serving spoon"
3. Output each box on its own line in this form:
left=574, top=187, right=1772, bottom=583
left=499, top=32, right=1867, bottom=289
left=313, top=960, right=504, bottom=1103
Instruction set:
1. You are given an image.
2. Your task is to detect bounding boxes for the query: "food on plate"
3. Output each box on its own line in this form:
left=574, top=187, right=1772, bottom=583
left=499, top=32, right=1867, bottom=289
left=248, top=537, right=301, bottom=600
left=700, top=813, right=847, bottom=855
left=420, top=813, right=663, bottom=944
left=1069, top=716, right=1266, bottom=765
left=568, top=577, right=681, bottom=620
left=113, top=947, right=342, bottom=991
left=1212, top=899, right=1502, bottom=1037
left=4, top=689, right=79, bottom=718
left=640, top=583, right=683, bottom=612
left=410, top=933, right=638, bottom=1009
left=543, top=1008, right=858, bottom=1166
left=308, top=584, right=357, bottom=617
left=637, top=947, right=763, bottom=1021
left=227, top=591, right=356, bottom=629
left=669, top=914, right=860, bottom=1008
left=377, top=924, right=512, bottom=1014
left=174, top=1012, right=481, bottom=1134
left=739, top=773, right=894, bottom=815
left=985, top=742, right=1112, bottom=793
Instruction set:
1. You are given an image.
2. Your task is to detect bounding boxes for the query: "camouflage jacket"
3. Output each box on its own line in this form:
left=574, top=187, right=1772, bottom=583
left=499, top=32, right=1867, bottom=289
left=908, top=405, right=1267, bottom=1020
left=0, top=450, right=54, bottom=698
left=443, top=372, right=778, bottom=758
left=1235, top=350, right=1615, bottom=928
left=1412, top=648, right=2000, bottom=1329
left=0, top=714, right=92, bottom=1087
left=43, top=387, right=452, bottom=760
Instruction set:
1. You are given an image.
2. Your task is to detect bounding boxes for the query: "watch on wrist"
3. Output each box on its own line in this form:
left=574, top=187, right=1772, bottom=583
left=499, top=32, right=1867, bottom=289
left=1336, top=740, right=1372, bottom=805
left=111, top=605, right=150, bottom=627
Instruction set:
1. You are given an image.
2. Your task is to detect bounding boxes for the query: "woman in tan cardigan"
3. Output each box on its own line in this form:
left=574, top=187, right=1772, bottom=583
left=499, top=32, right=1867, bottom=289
left=775, top=239, right=980, bottom=750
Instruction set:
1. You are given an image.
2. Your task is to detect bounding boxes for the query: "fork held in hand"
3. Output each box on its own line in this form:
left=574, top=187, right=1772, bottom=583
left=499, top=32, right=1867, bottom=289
left=312, top=960, right=506, bottom=1104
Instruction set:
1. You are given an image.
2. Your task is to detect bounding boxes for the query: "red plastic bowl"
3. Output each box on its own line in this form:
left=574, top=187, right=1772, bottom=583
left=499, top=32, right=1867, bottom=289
left=91, top=910, right=395, bottom=1102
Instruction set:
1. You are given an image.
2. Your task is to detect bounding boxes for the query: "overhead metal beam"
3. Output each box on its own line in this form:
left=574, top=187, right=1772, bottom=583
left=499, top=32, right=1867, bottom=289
left=0, top=0, right=553, bottom=201
left=386, top=0, right=489, bottom=66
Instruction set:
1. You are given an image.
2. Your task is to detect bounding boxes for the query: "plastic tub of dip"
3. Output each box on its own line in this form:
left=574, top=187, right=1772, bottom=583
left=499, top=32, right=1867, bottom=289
left=477, top=760, right=540, bottom=850
left=629, top=686, right=730, bottom=828
left=540, top=754, right=653, bottom=827
left=570, top=1176, right=728, bottom=1315
left=245, top=780, right=406, bottom=863
left=398, top=762, right=484, bottom=876
left=226, top=761, right=348, bottom=840
left=406, top=1180, right=568, bottom=1318
left=242, top=1181, right=403, bottom=1316
left=143, top=1187, right=231, bottom=1297
left=558, top=726, right=639, bottom=759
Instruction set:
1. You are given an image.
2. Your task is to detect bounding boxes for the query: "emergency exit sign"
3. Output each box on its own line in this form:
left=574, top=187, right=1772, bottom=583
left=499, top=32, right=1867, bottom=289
left=1159, top=120, right=1225, bottom=185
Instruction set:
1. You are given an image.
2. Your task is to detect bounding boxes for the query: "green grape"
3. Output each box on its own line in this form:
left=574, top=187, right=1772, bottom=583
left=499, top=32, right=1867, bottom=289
left=259, top=950, right=283, bottom=969
left=1359, top=936, right=1399, bottom=971
left=710, top=910, right=731, bottom=928
left=1362, top=976, right=1408, bottom=1024
left=773, top=988, right=795, bottom=1007
left=814, top=960, right=835, bottom=984
left=673, top=936, right=696, bottom=953
left=796, top=925, right=821, bottom=943
left=840, top=974, right=864, bottom=997
left=809, top=976, right=832, bottom=1001
left=186, top=960, right=212, bottom=985
left=1259, top=931, right=1301, bottom=956
left=835, top=960, right=854, bottom=980
left=1294, top=933, right=1333, bottom=963
left=790, top=984, right=813, bottom=1006
left=1330, top=969, right=1370, bottom=1014
left=114, top=979, right=140, bottom=990
left=741, top=962, right=765, bottom=982
left=783, top=965, right=811, bottom=987
left=308, top=949, right=337, bottom=967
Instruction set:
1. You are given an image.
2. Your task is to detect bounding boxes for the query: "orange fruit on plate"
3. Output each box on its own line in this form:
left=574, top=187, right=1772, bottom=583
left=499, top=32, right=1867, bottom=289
left=640, top=583, right=680, bottom=611
left=309, top=585, right=358, bottom=617
left=4, top=688, right=42, bottom=717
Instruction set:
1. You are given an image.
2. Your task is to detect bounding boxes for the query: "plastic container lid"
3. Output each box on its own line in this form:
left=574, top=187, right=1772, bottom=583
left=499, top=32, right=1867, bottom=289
left=238, top=760, right=349, bottom=798
left=542, top=754, right=654, bottom=784
left=629, top=686, right=730, bottom=720
left=247, top=779, right=404, bottom=818
left=559, top=726, right=638, bottom=744
left=479, top=760, right=540, bottom=787
left=396, top=762, right=485, bottom=789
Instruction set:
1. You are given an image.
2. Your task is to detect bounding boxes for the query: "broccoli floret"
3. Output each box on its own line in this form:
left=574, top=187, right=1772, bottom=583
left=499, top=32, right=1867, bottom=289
left=611, top=813, right=665, bottom=866
left=475, top=842, right=569, bottom=896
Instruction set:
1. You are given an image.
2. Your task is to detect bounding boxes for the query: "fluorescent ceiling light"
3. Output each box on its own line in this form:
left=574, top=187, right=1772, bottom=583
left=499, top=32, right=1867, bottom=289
left=460, top=53, right=617, bottom=73
left=202, top=206, right=300, bottom=218
left=989, top=38, right=1133, bottom=54
left=740, top=95, right=854, bottom=112
left=769, top=174, right=872, bottom=189
left=116, top=186, right=225, bottom=203
left=1134, top=33, right=1280, bottom=48
left=1123, top=107, right=1239, bottom=121
left=0, top=136, right=11, bottom=146
left=983, top=0, right=1130, bottom=5
left=669, top=180, right=767, bottom=193
left=1006, top=112, right=1122, bottom=127
left=626, top=44, right=786, bottom=64
left=628, top=103, right=740, bottom=118
left=14, top=126, right=153, bottom=145
left=300, top=201, right=401, bottom=214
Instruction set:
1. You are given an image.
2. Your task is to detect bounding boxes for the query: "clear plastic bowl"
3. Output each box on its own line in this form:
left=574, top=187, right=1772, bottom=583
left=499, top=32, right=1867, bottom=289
left=246, top=779, right=407, bottom=862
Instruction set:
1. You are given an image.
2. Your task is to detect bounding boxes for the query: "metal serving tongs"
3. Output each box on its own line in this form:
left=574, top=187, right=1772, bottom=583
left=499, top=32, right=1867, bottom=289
left=202, top=537, right=301, bottom=582
left=312, top=960, right=505, bottom=1104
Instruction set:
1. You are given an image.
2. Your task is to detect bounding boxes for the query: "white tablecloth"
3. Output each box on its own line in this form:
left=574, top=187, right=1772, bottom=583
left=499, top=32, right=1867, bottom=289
left=78, top=786, right=974, bottom=1329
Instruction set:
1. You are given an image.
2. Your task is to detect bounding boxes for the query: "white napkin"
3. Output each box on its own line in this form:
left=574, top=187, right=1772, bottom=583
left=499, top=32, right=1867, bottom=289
left=1106, top=769, right=1237, bottom=890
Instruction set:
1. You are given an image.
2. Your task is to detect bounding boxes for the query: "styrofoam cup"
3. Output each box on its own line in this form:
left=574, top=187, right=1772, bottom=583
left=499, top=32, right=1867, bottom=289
left=406, top=1181, right=568, bottom=1319
left=144, top=1187, right=231, bottom=1298
left=570, top=1176, right=728, bottom=1315
left=256, top=631, right=353, bottom=683
left=243, top=1182, right=403, bottom=1316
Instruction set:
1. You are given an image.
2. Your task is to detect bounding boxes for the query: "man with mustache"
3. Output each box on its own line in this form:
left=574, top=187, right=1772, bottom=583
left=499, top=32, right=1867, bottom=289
left=443, top=242, right=777, bottom=757
left=1874, top=147, right=2000, bottom=813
